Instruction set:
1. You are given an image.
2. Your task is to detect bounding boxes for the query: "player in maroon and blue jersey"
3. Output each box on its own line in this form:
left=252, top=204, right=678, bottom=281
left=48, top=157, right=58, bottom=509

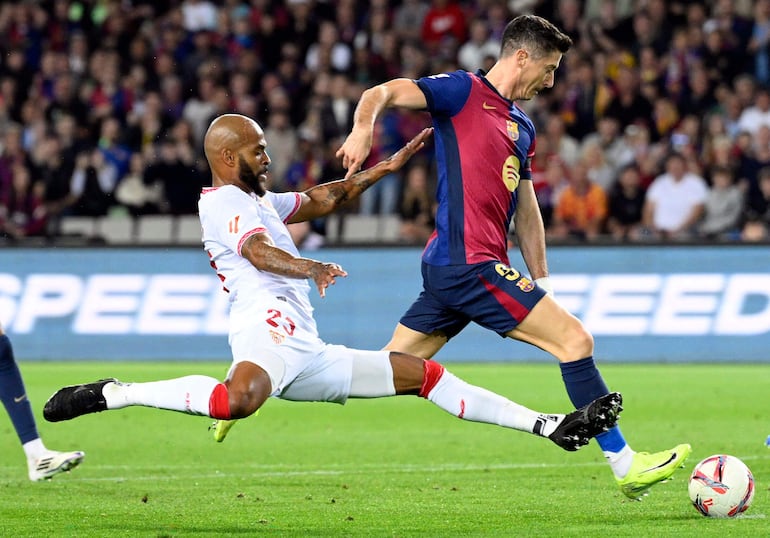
left=337, top=14, right=690, bottom=500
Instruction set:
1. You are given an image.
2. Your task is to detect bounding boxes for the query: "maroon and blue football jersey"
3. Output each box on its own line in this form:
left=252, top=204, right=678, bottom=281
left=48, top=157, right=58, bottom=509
left=415, top=70, right=536, bottom=266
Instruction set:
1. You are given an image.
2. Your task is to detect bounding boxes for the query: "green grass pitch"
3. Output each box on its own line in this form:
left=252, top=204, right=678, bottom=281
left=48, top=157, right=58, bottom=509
left=0, top=362, right=767, bottom=537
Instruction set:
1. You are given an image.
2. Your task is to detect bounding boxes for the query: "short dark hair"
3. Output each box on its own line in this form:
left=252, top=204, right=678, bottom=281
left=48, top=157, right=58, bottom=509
left=500, top=15, right=573, bottom=59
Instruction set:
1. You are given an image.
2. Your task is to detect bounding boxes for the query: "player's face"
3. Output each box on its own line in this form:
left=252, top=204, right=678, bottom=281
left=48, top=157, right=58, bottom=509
left=238, top=138, right=271, bottom=196
left=520, top=50, right=562, bottom=100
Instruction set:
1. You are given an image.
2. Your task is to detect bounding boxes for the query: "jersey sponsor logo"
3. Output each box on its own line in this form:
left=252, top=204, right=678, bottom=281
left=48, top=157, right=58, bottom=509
left=502, top=155, right=521, bottom=192
left=482, top=101, right=496, bottom=110
left=506, top=120, right=519, bottom=141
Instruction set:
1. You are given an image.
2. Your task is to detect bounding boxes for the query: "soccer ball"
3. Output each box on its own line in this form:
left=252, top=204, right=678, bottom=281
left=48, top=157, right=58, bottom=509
left=688, top=455, right=754, bottom=518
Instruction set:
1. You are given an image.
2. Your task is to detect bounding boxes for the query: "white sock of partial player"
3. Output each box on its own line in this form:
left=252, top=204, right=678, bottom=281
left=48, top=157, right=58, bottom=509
left=22, top=438, right=46, bottom=460
left=422, top=366, right=563, bottom=437
left=604, top=445, right=635, bottom=478
left=102, top=376, right=219, bottom=416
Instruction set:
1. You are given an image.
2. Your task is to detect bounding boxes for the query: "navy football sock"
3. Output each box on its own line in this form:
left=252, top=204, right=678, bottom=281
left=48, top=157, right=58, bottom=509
left=560, top=356, right=626, bottom=452
left=0, top=335, right=39, bottom=444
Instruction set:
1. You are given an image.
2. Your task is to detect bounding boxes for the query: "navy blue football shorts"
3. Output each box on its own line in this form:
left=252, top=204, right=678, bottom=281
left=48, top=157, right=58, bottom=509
left=399, top=261, right=548, bottom=338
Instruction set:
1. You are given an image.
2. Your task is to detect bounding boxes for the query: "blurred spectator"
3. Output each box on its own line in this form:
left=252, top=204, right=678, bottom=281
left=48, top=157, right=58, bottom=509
left=263, top=110, right=298, bottom=193
left=680, top=65, right=717, bottom=118
left=699, top=165, right=744, bottom=239
left=70, top=149, right=117, bottom=217
left=393, top=0, right=429, bottom=43
left=0, top=163, right=47, bottom=239
left=550, top=160, right=608, bottom=241
left=143, top=139, right=204, bottom=215
left=421, top=0, right=466, bottom=56
left=584, top=0, right=630, bottom=55
left=0, top=48, right=34, bottom=119
left=738, top=125, right=770, bottom=201
left=603, top=64, right=654, bottom=138
left=37, top=133, right=75, bottom=233
left=358, top=109, right=404, bottom=215
left=115, top=152, right=163, bottom=217
left=708, top=0, right=753, bottom=54
left=183, top=76, right=220, bottom=146
left=458, top=18, right=500, bottom=72
left=285, top=0, right=320, bottom=59
left=398, top=160, right=435, bottom=244
left=581, top=116, right=626, bottom=173
left=533, top=153, right=569, bottom=230
left=580, top=138, right=615, bottom=193
left=701, top=26, right=742, bottom=88
left=181, top=0, right=218, bottom=32
left=305, top=19, right=351, bottom=73
left=0, top=124, right=28, bottom=197
left=97, top=116, right=132, bottom=180
left=736, top=86, right=770, bottom=135
left=748, top=0, right=770, bottom=86
left=741, top=166, right=770, bottom=241
left=542, top=114, right=580, bottom=166
left=318, top=73, right=356, bottom=142
left=606, top=164, right=646, bottom=241
left=642, top=152, right=709, bottom=239
left=561, top=56, right=600, bottom=140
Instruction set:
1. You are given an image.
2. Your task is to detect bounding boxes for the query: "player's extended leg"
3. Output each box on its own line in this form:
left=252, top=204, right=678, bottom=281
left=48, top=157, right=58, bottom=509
left=348, top=349, right=622, bottom=451
left=383, top=323, right=447, bottom=359
left=0, top=329, right=84, bottom=481
left=43, top=361, right=273, bottom=423
left=509, top=296, right=691, bottom=499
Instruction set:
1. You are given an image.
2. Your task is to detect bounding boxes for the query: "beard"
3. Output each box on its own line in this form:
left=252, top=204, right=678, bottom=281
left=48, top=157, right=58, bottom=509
left=238, top=155, right=268, bottom=196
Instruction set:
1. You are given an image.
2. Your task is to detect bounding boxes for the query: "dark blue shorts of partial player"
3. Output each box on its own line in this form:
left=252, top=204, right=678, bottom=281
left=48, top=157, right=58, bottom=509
left=399, top=261, right=548, bottom=339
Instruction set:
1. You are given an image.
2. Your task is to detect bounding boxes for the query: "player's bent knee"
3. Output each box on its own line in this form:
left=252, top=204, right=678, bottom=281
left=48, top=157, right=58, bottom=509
left=227, top=389, right=262, bottom=419
left=560, top=322, right=594, bottom=362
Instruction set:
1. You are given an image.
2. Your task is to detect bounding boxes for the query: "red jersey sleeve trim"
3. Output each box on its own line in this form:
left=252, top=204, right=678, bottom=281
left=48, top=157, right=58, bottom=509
left=283, top=192, right=302, bottom=224
left=237, top=227, right=267, bottom=256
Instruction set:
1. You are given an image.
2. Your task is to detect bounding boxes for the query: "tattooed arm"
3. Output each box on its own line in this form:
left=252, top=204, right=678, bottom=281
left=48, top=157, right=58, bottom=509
left=241, top=233, right=347, bottom=297
left=287, top=128, right=432, bottom=224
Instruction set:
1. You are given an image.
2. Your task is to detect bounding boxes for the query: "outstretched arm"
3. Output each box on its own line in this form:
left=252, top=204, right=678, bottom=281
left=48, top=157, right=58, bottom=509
left=289, top=127, right=432, bottom=223
left=240, top=233, right=347, bottom=298
left=336, top=78, right=428, bottom=179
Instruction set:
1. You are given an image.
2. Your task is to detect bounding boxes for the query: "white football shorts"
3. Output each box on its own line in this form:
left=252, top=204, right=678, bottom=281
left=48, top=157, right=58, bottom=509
left=227, top=294, right=363, bottom=404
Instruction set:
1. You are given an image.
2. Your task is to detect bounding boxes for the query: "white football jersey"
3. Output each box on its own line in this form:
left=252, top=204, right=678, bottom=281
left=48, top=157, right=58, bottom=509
left=198, top=185, right=316, bottom=333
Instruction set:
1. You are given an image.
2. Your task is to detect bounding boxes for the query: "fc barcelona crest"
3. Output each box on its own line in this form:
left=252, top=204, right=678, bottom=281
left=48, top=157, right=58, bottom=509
left=506, top=120, right=519, bottom=141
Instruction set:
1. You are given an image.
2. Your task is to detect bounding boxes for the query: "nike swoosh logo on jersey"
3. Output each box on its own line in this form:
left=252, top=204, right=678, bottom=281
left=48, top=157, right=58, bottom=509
left=14, top=394, right=26, bottom=403
left=482, top=102, right=496, bottom=110
left=641, top=452, right=677, bottom=473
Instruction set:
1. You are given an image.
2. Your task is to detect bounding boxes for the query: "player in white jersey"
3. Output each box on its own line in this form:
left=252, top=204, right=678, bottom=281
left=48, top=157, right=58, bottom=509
left=43, top=114, right=621, bottom=455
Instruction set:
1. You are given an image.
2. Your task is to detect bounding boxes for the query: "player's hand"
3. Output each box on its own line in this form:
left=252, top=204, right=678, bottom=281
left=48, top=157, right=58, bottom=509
left=310, top=262, right=348, bottom=298
left=379, top=128, right=433, bottom=174
left=336, top=127, right=374, bottom=180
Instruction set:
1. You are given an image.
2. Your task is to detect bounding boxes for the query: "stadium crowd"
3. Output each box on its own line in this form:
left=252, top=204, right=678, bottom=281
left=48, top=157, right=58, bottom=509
left=0, top=0, right=769, bottom=246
